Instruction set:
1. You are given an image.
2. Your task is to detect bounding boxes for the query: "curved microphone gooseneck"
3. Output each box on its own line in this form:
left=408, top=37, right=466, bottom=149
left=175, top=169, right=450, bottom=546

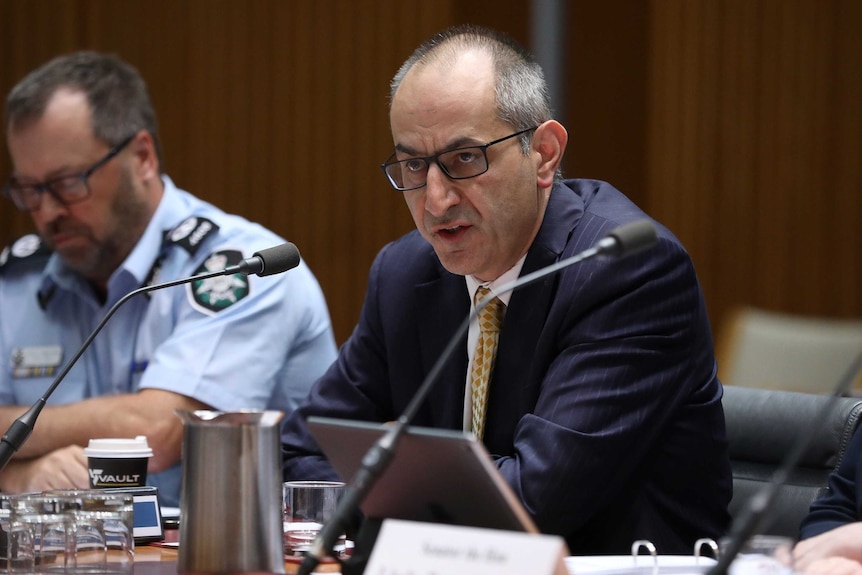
left=297, top=220, right=659, bottom=575
left=0, top=242, right=301, bottom=472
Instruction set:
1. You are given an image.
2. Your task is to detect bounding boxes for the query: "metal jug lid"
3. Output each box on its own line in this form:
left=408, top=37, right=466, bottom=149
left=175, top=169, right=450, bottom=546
left=174, top=409, right=284, bottom=426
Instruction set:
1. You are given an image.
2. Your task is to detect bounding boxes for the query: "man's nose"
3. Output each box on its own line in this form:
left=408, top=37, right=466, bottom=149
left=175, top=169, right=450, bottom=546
left=32, top=190, right=69, bottom=221
left=423, top=163, right=459, bottom=217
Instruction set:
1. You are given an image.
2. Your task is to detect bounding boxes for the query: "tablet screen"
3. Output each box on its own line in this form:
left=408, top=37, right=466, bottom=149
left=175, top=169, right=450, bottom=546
left=306, top=416, right=537, bottom=533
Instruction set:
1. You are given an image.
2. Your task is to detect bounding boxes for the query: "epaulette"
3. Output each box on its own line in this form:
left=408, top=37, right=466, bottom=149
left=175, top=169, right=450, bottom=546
left=163, top=216, right=220, bottom=257
left=0, top=234, right=52, bottom=274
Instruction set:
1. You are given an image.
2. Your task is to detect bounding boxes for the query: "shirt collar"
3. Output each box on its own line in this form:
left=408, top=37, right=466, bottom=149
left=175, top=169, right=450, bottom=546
left=114, top=175, right=186, bottom=287
left=464, top=254, right=527, bottom=308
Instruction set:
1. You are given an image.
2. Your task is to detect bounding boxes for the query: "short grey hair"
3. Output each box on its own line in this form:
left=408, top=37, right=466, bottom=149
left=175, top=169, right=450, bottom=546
left=389, top=25, right=553, bottom=156
left=5, top=51, right=162, bottom=165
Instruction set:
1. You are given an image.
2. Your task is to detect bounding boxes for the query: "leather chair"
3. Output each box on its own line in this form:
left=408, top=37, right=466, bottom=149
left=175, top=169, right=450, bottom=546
left=723, top=385, right=862, bottom=538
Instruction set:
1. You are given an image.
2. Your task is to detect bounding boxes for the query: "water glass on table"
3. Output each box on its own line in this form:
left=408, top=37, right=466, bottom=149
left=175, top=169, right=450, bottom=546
left=48, top=489, right=135, bottom=572
left=9, top=493, right=80, bottom=573
left=5, top=491, right=133, bottom=574
left=0, top=493, right=35, bottom=572
left=283, top=480, right=347, bottom=558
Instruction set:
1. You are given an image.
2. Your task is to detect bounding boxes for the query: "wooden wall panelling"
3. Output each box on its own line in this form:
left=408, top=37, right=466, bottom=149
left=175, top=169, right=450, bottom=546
left=566, top=1, right=648, bottom=207
left=755, top=0, right=802, bottom=311
left=4, top=0, right=857, bottom=356
left=713, top=0, right=760, bottom=311
left=833, top=0, right=862, bottom=313
left=747, top=0, right=859, bottom=315
left=647, top=0, right=862, bottom=342
left=328, top=0, right=375, bottom=337
left=646, top=0, right=721, bottom=291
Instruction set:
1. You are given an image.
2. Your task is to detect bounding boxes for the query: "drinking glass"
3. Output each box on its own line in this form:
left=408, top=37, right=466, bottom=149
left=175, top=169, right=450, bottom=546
left=283, top=480, right=346, bottom=558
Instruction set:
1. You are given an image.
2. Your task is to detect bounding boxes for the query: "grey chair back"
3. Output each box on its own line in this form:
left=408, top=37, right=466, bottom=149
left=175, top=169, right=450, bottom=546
left=723, top=385, right=862, bottom=538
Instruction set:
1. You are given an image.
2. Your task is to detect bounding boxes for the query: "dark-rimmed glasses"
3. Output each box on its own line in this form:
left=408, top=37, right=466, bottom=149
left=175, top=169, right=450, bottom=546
left=380, top=126, right=538, bottom=192
left=2, top=135, right=135, bottom=212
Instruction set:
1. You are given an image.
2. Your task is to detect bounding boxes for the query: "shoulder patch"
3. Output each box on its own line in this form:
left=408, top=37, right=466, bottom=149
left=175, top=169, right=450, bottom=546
left=187, top=250, right=250, bottom=314
left=165, top=217, right=220, bottom=256
left=0, top=234, right=51, bottom=273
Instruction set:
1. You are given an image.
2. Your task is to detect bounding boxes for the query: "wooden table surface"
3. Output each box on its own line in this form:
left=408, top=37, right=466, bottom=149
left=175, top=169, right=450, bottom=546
left=133, top=530, right=343, bottom=574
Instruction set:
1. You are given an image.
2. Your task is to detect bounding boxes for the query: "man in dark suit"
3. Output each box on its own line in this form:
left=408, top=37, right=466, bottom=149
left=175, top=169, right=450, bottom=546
left=281, top=24, right=731, bottom=554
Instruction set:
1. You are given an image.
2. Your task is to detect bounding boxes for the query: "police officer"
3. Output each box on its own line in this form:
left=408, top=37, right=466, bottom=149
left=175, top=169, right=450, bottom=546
left=0, top=52, right=337, bottom=505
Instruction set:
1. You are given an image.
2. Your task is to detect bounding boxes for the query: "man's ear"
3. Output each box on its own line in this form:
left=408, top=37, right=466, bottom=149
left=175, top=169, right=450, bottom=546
left=533, top=120, right=568, bottom=189
left=128, top=129, right=160, bottom=182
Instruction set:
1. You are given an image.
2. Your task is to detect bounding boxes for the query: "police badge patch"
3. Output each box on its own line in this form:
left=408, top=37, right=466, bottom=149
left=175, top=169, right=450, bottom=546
left=0, top=234, right=52, bottom=274
left=188, top=250, right=250, bottom=314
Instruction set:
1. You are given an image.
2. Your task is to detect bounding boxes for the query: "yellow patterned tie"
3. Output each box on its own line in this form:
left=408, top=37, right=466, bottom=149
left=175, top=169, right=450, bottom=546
left=470, top=287, right=505, bottom=440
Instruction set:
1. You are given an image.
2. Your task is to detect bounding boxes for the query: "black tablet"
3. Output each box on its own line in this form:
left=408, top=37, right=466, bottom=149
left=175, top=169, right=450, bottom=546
left=306, top=416, right=537, bottom=533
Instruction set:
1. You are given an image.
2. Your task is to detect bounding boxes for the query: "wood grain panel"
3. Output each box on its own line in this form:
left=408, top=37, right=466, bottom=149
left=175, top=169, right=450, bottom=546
left=833, top=0, right=862, bottom=313
left=565, top=1, right=648, bottom=207
left=646, top=0, right=862, bottom=347
left=3, top=0, right=858, bottom=351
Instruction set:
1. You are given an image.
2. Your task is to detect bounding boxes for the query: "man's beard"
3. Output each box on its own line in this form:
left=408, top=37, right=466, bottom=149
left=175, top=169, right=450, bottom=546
left=47, top=167, right=152, bottom=285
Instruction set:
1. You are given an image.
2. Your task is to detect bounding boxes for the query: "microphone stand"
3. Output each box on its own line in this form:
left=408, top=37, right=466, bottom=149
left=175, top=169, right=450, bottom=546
left=708, top=348, right=862, bottom=575
left=297, top=220, right=657, bottom=575
left=0, top=245, right=297, bottom=471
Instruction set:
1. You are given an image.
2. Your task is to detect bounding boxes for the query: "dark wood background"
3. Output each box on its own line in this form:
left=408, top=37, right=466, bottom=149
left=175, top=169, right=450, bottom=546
left=1, top=0, right=859, bottom=350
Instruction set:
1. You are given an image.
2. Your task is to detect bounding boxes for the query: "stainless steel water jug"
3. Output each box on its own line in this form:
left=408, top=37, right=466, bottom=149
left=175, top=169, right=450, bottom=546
left=176, top=409, right=285, bottom=574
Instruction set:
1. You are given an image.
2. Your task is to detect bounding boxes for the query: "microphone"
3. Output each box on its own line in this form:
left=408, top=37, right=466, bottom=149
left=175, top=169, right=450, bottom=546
left=0, top=242, right=302, bottom=472
left=296, top=219, right=659, bottom=575
left=237, top=243, right=301, bottom=276
left=707, top=348, right=862, bottom=575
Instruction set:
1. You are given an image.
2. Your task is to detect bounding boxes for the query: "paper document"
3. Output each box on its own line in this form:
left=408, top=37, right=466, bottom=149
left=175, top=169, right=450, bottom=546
left=565, top=555, right=715, bottom=575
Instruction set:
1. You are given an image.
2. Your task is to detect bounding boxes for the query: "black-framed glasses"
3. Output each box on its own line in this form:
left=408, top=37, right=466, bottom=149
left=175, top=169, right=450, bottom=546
left=2, top=135, right=135, bottom=212
left=380, top=126, right=538, bottom=192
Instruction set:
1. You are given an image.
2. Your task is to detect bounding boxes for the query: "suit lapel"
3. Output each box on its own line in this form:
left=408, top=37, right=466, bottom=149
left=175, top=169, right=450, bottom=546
left=414, top=271, right=470, bottom=430
left=485, top=185, right=584, bottom=452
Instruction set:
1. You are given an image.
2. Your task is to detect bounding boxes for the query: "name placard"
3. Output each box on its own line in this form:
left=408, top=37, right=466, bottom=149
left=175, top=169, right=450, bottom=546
left=364, top=519, right=569, bottom=575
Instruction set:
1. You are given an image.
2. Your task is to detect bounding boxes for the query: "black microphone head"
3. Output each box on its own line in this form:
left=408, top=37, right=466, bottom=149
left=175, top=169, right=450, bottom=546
left=597, top=220, right=658, bottom=258
left=254, top=242, right=301, bottom=276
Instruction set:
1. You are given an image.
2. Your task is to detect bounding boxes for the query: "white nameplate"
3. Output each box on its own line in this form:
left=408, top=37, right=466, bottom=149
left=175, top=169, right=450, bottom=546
left=365, top=519, right=569, bottom=575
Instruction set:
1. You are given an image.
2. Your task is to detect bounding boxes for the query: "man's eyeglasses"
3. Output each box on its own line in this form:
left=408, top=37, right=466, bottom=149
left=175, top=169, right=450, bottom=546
left=2, top=135, right=135, bottom=212
left=380, top=126, right=538, bottom=192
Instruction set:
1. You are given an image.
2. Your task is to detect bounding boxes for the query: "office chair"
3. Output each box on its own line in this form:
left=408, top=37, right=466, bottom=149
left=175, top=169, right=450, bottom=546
left=723, top=385, right=862, bottom=538
left=716, top=306, right=862, bottom=393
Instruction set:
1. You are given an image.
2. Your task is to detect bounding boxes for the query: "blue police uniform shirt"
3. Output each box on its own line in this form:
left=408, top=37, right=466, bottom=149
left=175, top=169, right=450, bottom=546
left=0, top=176, right=338, bottom=506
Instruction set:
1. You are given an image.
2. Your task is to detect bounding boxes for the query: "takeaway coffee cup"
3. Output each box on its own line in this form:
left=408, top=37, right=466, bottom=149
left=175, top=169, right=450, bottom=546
left=84, top=436, right=153, bottom=489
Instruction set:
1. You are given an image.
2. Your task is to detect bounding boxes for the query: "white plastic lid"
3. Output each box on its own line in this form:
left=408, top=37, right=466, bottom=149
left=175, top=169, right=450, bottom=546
left=83, top=435, right=153, bottom=458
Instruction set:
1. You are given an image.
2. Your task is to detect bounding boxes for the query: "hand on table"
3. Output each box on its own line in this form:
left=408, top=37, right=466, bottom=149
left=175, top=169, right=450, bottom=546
left=793, top=523, right=862, bottom=573
left=799, top=556, right=862, bottom=575
left=1, top=444, right=90, bottom=492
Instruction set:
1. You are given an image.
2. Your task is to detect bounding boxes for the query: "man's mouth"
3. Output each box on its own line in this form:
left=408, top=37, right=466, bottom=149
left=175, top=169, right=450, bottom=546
left=433, top=224, right=472, bottom=242
left=48, top=227, right=86, bottom=250
left=439, top=225, right=463, bottom=235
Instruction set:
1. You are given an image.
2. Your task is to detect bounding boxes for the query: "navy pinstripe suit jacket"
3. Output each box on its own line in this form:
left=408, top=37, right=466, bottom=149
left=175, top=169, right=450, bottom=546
left=282, top=179, right=732, bottom=554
